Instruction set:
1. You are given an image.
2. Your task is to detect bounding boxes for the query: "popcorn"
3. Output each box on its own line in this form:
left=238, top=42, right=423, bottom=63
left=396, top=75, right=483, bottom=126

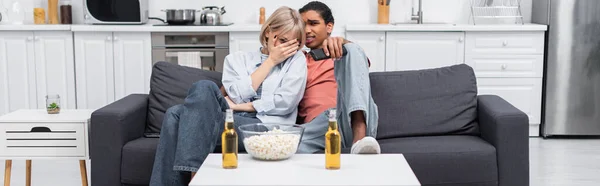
left=243, top=129, right=301, bottom=160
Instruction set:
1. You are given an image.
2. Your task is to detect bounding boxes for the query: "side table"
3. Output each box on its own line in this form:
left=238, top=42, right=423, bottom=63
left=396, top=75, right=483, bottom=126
left=0, top=109, right=93, bottom=186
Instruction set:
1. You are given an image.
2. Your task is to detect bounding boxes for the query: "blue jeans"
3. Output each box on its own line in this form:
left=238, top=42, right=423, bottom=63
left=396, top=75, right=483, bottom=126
left=298, top=43, right=379, bottom=153
left=149, top=80, right=261, bottom=186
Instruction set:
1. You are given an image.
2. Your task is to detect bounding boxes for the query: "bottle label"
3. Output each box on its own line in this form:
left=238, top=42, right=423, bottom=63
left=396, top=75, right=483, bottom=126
left=328, top=109, right=337, bottom=122
left=226, top=109, right=234, bottom=122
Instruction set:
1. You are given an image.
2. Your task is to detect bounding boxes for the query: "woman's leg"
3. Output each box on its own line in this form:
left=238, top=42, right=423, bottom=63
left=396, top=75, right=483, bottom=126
left=171, top=80, right=261, bottom=174
left=150, top=105, right=185, bottom=186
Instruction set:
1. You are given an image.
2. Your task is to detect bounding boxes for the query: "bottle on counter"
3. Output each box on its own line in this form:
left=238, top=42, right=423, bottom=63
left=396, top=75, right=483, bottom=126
left=221, top=109, right=238, bottom=169
left=47, top=0, right=59, bottom=24
left=325, top=108, right=341, bottom=170
left=60, top=0, right=72, bottom=24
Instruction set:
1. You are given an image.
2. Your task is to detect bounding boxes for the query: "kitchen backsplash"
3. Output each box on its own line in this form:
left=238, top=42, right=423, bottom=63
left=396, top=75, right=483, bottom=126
left=1, top=0, right=532, bottom=34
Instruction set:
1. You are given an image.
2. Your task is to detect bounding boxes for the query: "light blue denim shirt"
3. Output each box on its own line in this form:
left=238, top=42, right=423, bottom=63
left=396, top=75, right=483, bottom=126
left=222, top=49, right=307, bottom=124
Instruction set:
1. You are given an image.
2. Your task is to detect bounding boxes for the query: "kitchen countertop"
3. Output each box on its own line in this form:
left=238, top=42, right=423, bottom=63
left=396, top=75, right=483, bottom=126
left=345, top=23, right=548, bottom=31
left=70, top=24, right=263, bottom=32
left=0, top=24, right=72, bottom=31
left=0, top=23, right=263, bottom=32
left=0, top=23, right=547, bottom=32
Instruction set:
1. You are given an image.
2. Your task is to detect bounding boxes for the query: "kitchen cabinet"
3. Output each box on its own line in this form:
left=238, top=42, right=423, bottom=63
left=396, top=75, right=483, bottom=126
left=0, top=31, right=75, bottom=116
left=74, top=32, right=151, bottom=110
left=385, top=32, right=465, bottom=71
left=345, top=31, right=386, bottom=72
left=229, top=31, right=261, bottom=53
left=477, top=78, right=542, bottom=125
left=113, top=32, right=153, bottom=101
left=465, top=31, right=546, bottom=136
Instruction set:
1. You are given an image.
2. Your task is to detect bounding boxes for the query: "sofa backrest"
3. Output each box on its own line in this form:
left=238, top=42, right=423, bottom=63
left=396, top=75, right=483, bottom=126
left=145, top=62, right=223, bottom=134
left=369, top=64, right=480, bottom=139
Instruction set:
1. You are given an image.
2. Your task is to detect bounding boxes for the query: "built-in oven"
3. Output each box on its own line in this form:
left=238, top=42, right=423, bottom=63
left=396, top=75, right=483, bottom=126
left=151, top=32, right=229, bottom=72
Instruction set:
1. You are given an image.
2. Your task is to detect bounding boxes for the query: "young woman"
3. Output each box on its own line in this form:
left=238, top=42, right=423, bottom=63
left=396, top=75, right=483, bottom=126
left=150, top=6, right=307, bottom=186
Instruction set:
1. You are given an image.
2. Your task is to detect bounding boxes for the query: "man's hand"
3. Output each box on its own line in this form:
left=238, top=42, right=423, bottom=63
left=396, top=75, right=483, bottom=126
left=321, top=37, right=350, bottom=59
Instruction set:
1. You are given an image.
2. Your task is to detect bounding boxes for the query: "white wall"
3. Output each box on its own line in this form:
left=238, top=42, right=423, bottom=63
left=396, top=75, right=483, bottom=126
left=1, top=0, right=532, bottom=33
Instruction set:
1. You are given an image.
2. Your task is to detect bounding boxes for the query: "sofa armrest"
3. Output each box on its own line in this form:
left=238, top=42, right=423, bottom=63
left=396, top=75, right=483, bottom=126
left=90, top=94, right=149, bottom=186
left=477, top=95, right=529, bottom=186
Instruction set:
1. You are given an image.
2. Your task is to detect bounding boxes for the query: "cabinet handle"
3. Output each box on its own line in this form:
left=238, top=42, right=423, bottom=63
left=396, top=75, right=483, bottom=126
left=106, top=36, right=112, bottom=41
left=34, top=36, right=40, bottom=41
left=230, top=37, right=235, bottom=42
left=27, top=37, right=33, bottom=41
left=503, top=41, right=508, bottom=46
left=501, top=64, right=507, bottom=70
left=458, top=37, right=463, bottom=43
left=379, top=36, right=385, bottom=41
left=113, top=37, right=119, bottom=41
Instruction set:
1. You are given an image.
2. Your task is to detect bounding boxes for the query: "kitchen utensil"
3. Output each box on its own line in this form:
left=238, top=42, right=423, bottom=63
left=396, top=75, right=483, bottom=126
left=48, top=0, right=59, bottom=24
left=378, top=1, right=390, bottom=24
left=470, top=0, right=523, bottom=25
left=152, top=9, right=199, bottom=25
left=200, top=6, right=226, bottom=25
left=387, top=0, right=391, bottom=5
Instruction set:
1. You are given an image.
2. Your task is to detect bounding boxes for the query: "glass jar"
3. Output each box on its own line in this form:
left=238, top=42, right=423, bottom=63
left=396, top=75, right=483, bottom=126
left=46, top=94, right=61, bottom=114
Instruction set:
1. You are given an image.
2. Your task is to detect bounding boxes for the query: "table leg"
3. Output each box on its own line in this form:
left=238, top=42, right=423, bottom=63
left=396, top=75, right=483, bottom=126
left=79, top=160, right=88, bottom=186
left=4, top=160, right=11, bottom=186
left=26, top=160, right=32, bottom=186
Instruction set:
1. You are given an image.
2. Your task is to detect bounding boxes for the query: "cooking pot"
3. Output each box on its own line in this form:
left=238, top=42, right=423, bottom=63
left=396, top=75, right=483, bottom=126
left=200, top=6, right=226, bottom=25
left=150, top=9, right=199, bottom=25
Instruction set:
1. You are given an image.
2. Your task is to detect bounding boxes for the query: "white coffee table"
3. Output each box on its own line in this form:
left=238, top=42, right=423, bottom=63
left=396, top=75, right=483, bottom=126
left=0, top=109, right=93, bottom=186
left=190, top=154, right=421, bottom=186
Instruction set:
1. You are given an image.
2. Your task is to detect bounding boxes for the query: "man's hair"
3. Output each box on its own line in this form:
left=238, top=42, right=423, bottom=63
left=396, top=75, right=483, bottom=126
left=299, top=1, right=335, bottom=24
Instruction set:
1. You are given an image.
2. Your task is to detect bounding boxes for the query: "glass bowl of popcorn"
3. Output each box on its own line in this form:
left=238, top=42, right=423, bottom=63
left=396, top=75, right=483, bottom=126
left=238, top=123, right=305, bottom=161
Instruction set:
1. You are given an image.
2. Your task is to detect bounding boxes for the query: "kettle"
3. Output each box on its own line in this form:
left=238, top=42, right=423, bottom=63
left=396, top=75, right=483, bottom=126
left=200, top=6, right=226, bottom=25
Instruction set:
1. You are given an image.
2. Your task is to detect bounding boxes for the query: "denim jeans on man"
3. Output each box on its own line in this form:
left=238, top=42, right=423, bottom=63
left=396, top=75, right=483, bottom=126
left=149, top=80, right=261, bottom=186
left=297, top=43, right=379, bottom=153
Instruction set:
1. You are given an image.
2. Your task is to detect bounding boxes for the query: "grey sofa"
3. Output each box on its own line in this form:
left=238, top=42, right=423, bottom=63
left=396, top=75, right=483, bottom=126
left=90, top=61, right=529, bottom=186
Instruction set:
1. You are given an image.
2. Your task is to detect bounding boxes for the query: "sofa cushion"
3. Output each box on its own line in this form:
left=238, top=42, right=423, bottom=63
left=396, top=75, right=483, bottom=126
left=369, top=64, right=479, bottom=139
left=146, top=62, right=223, bottom=134
left=121, top=137, right=159, bottom=185
left=121, top=137, right=240, bottom=185
left=379, top=135, right=498, bottom=186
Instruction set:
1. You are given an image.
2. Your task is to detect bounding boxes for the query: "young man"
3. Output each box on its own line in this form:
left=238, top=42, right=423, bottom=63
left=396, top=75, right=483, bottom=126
left=297, top=1, right=381, bottom=154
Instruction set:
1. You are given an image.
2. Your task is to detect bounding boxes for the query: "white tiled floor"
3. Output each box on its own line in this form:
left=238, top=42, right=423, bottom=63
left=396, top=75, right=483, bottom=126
left=1, top=138, right=599, bottom=186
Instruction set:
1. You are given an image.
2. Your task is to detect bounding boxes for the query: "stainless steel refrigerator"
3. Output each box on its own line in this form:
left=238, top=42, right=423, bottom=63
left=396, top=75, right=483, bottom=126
left=533, top=0, right=600, bottom=137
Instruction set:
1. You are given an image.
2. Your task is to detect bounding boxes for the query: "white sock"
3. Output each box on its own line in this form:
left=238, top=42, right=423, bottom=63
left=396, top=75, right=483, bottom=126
left=350, top=136, right=381, bottom=154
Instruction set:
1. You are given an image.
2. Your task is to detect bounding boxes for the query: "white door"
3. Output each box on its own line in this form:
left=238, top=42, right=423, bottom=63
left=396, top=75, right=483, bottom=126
left=33, top=31, right=77, bottom=110
left=386, top=32, right=465, bottom=71
left=74, top=32, right=115, bottom=110
left=477, top=77, right=542, bottom=126
left=0, top=32, right=37, bottom=115
left=113, top=32, right=152, bottom=101
left=229, top=32, right=261, bottom=53
left=345, top=31, right=386, bottom=72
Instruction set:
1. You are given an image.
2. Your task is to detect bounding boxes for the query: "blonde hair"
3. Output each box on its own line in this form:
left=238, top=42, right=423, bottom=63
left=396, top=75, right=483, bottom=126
left=259, top=6, right=306, bottom=50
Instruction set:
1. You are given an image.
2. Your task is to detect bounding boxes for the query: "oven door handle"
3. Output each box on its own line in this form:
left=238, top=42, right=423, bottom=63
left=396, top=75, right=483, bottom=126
left=153, top=44, right=228, bottom=49
left=159, top=48, right=221, bottom=52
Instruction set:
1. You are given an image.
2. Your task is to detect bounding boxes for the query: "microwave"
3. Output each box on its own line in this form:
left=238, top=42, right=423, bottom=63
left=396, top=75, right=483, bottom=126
left=84, top=0, right=149, bottom=24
